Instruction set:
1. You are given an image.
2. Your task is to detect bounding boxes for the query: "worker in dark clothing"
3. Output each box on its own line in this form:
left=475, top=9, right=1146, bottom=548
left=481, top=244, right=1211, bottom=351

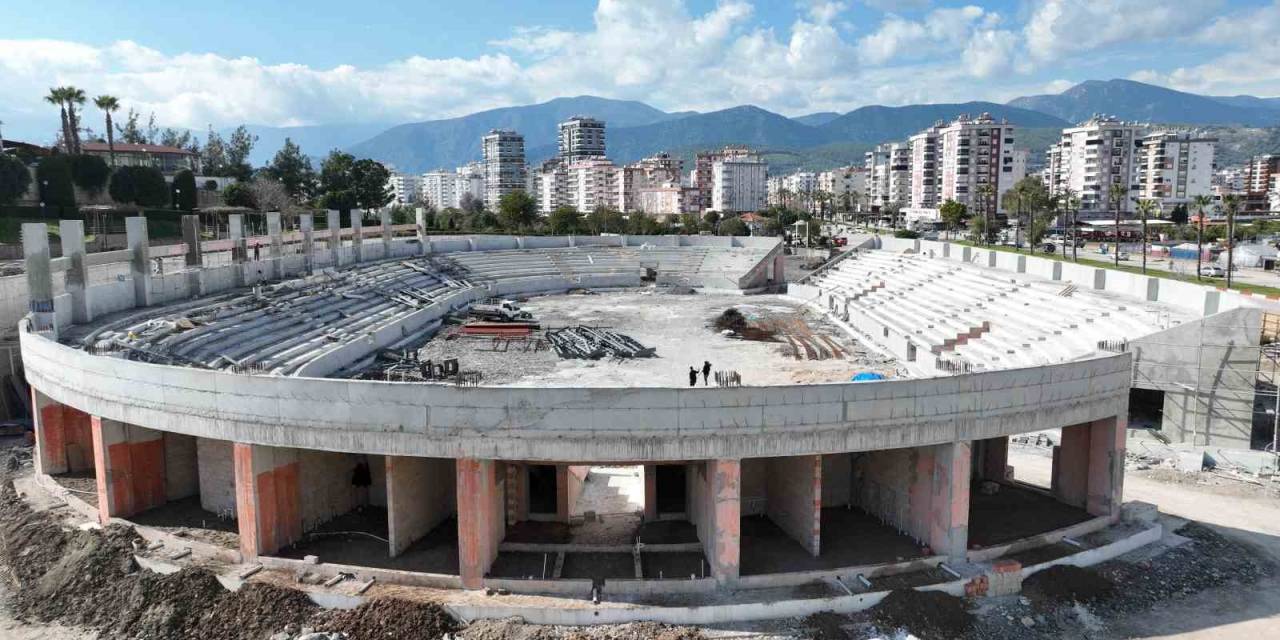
left=702, top=361, right=712, bottom=386
left=688, top=366, right=698, bottom=387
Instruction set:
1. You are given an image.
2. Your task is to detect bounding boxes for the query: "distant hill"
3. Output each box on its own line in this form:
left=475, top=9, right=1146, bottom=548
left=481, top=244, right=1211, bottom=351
left=792, top=112, right=842, bottom=126
left=346, top=96, right=685, bottom=173
left=1008, top=79, right=1280, bottom=127
left=816, top=102, right=1068, bottom=143
left=236, top=123, right=394, bottom=168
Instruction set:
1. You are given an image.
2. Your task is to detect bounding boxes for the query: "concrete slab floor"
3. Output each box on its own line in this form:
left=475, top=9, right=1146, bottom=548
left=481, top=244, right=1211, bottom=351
left=641, top=551, right=706, bottom=580
left=129, top=495, right=238, bottom=549
left=573, top=466, right=643, bottom=518
left=968, top=482, right=1093, bottom=548
left=276, top=507, right=459, bottom=575
left=740, top=508, right=927, bottom=576
left=637, top=520, right=699, bottom=545
left=561, top=552, right=636, bottom=583
left=506, top=514, right=645, bottom=545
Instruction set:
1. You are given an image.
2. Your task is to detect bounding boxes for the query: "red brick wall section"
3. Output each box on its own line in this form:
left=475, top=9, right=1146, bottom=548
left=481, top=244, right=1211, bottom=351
left=39, top=403, right=67, bottom=474
left=233, top=443, right=302, bottom=559
left=90, top=417, right=168, bottom=524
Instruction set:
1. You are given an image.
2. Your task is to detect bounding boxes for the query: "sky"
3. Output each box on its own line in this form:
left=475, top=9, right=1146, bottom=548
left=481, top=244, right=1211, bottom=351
left=2, top=0, right=1279, bottom=143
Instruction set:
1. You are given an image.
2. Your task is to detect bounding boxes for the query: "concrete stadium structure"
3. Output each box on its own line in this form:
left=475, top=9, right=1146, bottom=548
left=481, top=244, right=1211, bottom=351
left=17, top=214, right=1259, bottom=618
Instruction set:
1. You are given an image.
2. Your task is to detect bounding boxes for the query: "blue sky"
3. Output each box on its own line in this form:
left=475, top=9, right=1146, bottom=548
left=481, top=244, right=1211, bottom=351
left=2, top=0, right=1278, bottom=142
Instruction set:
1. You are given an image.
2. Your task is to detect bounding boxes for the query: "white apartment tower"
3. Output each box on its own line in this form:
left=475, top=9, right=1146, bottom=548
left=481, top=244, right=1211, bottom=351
left=558, top=117, right=606, bottom=164
left=420, top=163, right=484, bottom=210
left=386, top=172, right=421, bottom=205
left=711, top=152, right=768, bottom=213
left=865, top=142, right=910, bottom=210
left=482, top=129, right=526, bottom=210
left=1137, top=132, right=1216, bottom=209
left=937, top=113, right=1023, bottom=214
left=567, top=158, right=620, bottom=212
left=1045, top=116, right=1141, bottom=220
left=909, top=123, right=943, bottom=209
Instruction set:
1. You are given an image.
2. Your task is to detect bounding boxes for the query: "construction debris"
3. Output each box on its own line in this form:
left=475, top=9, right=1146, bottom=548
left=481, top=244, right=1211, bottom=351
left=546, top=326, right=656, bottom=360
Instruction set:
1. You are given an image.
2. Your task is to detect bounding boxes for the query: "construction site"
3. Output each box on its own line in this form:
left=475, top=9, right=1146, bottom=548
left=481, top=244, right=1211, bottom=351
left=1, top=215, right=1279, bottom=639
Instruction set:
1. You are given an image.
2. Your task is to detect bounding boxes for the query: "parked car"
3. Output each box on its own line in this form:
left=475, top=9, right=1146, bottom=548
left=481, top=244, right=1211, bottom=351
left=1041, top=242, right=1057, bottom=253
left=1199, top=265, right=1226, bottom=277
left=1116, top=252, right=1131, bottom=261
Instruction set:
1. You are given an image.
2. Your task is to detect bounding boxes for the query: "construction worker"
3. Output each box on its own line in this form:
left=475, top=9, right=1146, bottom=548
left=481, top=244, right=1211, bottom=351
left=688, top=366, right=698, bottom=387
left=702, top=360, right=712, bottom=386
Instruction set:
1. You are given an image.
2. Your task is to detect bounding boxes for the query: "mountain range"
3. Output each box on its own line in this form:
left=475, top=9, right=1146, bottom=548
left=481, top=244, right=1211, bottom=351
left=248, top=79, right=1280, bottom=174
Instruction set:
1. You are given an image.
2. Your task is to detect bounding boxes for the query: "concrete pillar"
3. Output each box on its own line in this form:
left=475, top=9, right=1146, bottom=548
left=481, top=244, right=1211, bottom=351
left=505, top=462, right=528, bottom=525
left=556, top=465, right=587, bottom=523
left=32, top=390, right=93, bottom=476
left=380, top=209, right=393, bottom=258
left=90, top=416, right=166, bottom=524
left=642, top=465, right=658, bottom=522
left=299, top=213, right=314, bottom=275
left=414, top=207, right=426, bottom=241
left=927, top=441, right=971, bottom=560
left=1086, top=416, right=1125, bottom=518
left=229, top=214, right=246, bottom=264
left=181, top=215, right=202, bottom=267
left=59, top=219, right=90, bottom=324
left=22, top=223, right=55, bottom=332
left=351, top=210, right=364, bottom=263
left=977, top=437, right=1009, bottom=481
left=326, top=210, right=341, bottom=266
left=1052, top=424, right=1091, bottom=509
left=457, top=458, right=504, bottom=589
left=706, top=459, right=741, bottom=585
left=765, top=455, right=822, bottom=557
left=126, top=217, right=152, bottom=308
left=386, top=456, right=456, bottom=557
left=266, top=211, right=283, bottom=279
left=233, top=442, right=301, bottom=559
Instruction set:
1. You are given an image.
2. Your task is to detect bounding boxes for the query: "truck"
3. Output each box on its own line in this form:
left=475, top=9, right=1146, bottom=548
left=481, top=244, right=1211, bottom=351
left=469, top=298, right=533, bottom=322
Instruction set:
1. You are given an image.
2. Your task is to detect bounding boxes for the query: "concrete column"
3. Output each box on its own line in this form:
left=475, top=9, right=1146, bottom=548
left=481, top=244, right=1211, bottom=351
left=706, top=459, right=741, bottom=585
left=22, top=223, right=55, bottom=332
left=90, top=416, right=166, bottom=524
left=32, top=390, right=93, bottom=476
left=233, top=442, right=301, bottom=559
left=457, top=458, right=504, bottom=589
left=927, top=441, right=971, bottom=560
left=765, top=455, right=822, bottom=557
left=642, top=465, right=658, bottom=522
left=326, top=210, right=341, bottom=266
left=1052, top=423, right=1091, bottom=509
left=299, top=213, right=314, bottom=275
left=59, top=219, right=90, bottom=324
left=380, top=209, right=393, bottom=258
left=266, top=211, right=283, bottom=279
left=386, top=456, right=456, bottom=557
left=181, top=214, right=202, bottom=267
left=229, top=214, right=246, bottom=264
left=505, top=462, right=528, bottom=525
left=556, top=465, right=587, bottom=523
left=350, top=210, right=364, bottom=263
left=126, top=217, right=152, bottom=308
left=1086, top=416, right=1125, bottom=518
left=414, top=207, right=426, bottom=241
left=977, top=437, right=1009, bottom=481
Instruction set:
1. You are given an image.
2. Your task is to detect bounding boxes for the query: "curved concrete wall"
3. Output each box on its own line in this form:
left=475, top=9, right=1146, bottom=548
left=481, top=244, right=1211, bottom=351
left=22, top=325, right=1131, bottom=462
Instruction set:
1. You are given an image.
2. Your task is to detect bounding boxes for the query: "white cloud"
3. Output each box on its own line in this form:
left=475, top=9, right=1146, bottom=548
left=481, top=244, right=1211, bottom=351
left=1128, top=1, right=1280, bottom=97
left=963, top=29, right=1018, bottom=79
left=856, top=6, right=990, bottom=65
left=864, top=0, right=930, bottom=11
left=1024, top=0, right=1221, bottom=61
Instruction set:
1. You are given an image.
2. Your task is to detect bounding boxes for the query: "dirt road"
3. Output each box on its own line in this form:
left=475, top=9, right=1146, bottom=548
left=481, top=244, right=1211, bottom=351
left=1010, top=447, right=1280, bottom=639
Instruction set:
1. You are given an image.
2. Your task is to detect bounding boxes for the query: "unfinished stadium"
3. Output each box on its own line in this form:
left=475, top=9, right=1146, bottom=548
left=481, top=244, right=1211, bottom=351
left=13, top=212, right=1270, bottom=623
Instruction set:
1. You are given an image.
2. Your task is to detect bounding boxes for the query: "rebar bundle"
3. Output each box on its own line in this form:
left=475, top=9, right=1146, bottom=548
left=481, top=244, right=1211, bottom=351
left=545, top=326, right=656, bottom=360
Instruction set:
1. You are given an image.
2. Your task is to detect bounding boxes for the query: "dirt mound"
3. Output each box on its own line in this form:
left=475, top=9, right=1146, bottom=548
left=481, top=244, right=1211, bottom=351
left=712, top=308, right=748, bottom=333
left=317, top=597, right=460, bottom=640
left=199, top=581, right=320, bottom=640
left=461, top=617, right=563, bottom=640
left=870, top=589, right=974, bottom=640
left=1022, top=565, right=1115, bottom=606
left=803, top=611, right=850, bottom=639
left=565, top=622, right=705, bottom=640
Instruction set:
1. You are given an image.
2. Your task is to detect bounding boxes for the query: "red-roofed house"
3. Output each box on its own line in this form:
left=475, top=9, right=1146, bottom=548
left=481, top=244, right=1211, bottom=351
left=82, top=142, right=201, bottom=175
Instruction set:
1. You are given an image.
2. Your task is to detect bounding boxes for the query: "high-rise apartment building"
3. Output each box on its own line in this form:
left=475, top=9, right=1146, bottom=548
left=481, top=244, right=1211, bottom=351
left=482, top=129, right=526, bottom=210
left=558, top=117, right=606, bottom=164
left=909, top=123, right=943, bottom=209
left=567, top=158, right=620, bottom=212
left=937, top=113, right=1023, bottom=215
left=1247, top=154, right=1280, bottom=195
left=1137, top=132, right=1215, bottom=209
left=818, top=166, right=868, bottom=211
left=693, top=146, right=754, bottom=212
left=865, top=142, right=910, bottom=210
left=386, top=172, right=421, bottom=205
left=1044, top=116, right=1141, bottom=220
left=421, top=163, right=484, bottom=210
left=711, top=152, right=767, bottom=213
left=617, top=152, right=684, bottom=216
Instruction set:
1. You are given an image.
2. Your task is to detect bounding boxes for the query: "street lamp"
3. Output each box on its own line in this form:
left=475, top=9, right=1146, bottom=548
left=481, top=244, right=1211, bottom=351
left=175, top=188, right=182, bottom=211
left=41, top=179, right=48, bottom=218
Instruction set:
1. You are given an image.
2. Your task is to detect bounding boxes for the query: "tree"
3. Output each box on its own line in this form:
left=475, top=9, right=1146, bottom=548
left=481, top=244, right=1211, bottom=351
left=222, top=182, right=255, bottom=208
left=883, top=201, right=903, bottom=231
left=93, top=95, right=120, bottom=166
left=718, top=216, right=749, bottom=237
left=249, top=177, right=290, bottom=212
left=0, top=154, right=31, bottom=205
left=317, top=150, right=357, bottom=212
left=115, top=108, right=149, bottom=144
left=938, top=199, right=968, bottom=240
left=63, top=87, right=85, bottom=153
left=172, top=169, right=197, bottom=211
left=1056, top=188, right=1080, bottom=261
left=201, top=126, right=228, bottom=176
left=108, top=165, right=168, bottom=208
left=459, top=192, right=484, bottom=215
left=1224, top=194, right=1240, bottom=288
left=351, top=159, right=392, bottom=211
left=497, top=190, right=538, bottom=231
left=1192, top=194, right=1214, bottom=281
left=159, top=128, right=194, bottom=151
left=1109, top=182, right=1128, bottom=267
left=69, top=154, right=110, bottom=195
left=1134, top=198, right=1158, bottom=274
left=548, top=205, right=583, bottom=235
left=36, top=156, right=76, bottom=212
left=627, top=211, right=667, bottom=235
left=224, top=126, right=258, bottom=181
left=45, top=88, right=72, bottom=153
left=586, top=207, right=626, bottom=235
left=1003, top=176, right=1049, bottom=252
left=1169, top=203, right=1189, bottom=226
left=678, top=212, right=704, bottom=234
left=265, top=138, right=316, bottom=201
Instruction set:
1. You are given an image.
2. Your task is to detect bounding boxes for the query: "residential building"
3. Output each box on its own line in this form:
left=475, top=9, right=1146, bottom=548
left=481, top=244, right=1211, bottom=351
left=711, top=151, right=768, bottom=213
left=865, top=142, right=910, bottom=210
left=818, top=166, right=867, bottom=207
left=482, top=129, right=526, bottom=210
left=909, top=123, right=943, bottom=209
left=618, top=152, right=684, bottom=216
left=1213, top=167, right=1246, bottom=195
left=421, top=163, right=484, bottom=210
left=1136, top=131, right=1216, bottom=209
left=693, top=146, right=754, bottom=212
left=533, top=158, right=570, bottom=214
left=1044, top=116, right=1141, bottom=220
left=937, top=113, right=1023, bottom=215
left=1247, top=154, right=1280, bottom=195
left=567, top=158, right=620, bottom=212
left=386, top=172, right=421, bottom=205
left=81, top=142, right=200, bottom=175
left=558, top=117, right=606, bottom=164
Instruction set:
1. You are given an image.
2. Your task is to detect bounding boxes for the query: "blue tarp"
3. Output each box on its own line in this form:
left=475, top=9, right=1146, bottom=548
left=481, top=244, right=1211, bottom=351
left=851, top=372, right=885, bottom=382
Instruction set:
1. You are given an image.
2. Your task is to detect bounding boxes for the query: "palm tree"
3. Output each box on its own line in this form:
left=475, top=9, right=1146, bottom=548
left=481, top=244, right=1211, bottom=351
left=1191, top=194, right=1213, bottom=281
left=976, top=184, right=995, bottom=245
left=1135, top=198, right=1158, bottom=274
left=94, top=95, right=120, bottom=166
left=1224, top=194, right=1240, bottom=288
left=63, top=86, right=86, bottom=153
left=45, top=88, right=71, bottom=153
left=1109, top=182, right=1128, bottom=267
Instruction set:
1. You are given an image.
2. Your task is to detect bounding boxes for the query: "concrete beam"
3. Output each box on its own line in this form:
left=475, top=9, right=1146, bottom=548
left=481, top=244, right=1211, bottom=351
left=457, top=458, right=504, bottom=589
left=125, top=217, right=152, bottom=308
left=233, top=442, right=301, bottom=559
left=59, top=219, right=90, bottom=324
left=90, top=416, right=166, bottom=524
